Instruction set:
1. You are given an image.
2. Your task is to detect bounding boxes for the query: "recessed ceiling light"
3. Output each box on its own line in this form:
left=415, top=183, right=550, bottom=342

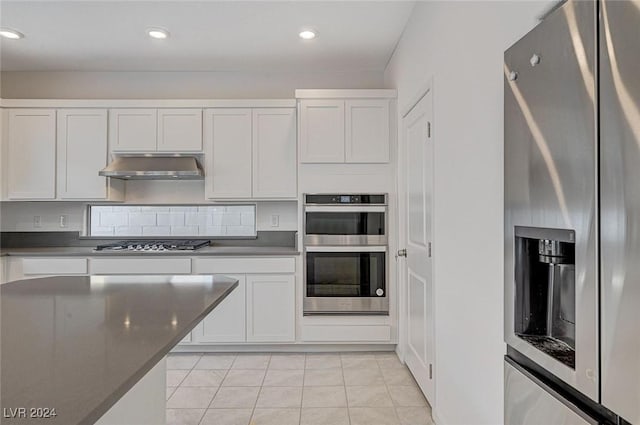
left=0, top=28, right=24, bottom=40
left=299, top=30, right=317, bottom=40
left=147, top=28, right=169, bottom=39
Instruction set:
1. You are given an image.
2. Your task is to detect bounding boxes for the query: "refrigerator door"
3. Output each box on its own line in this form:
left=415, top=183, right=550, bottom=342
left=505, top=360, right=599, bottom=425
left=600, top=1, right=640, bottom=422
left=504, top=0, right=598, bottom=401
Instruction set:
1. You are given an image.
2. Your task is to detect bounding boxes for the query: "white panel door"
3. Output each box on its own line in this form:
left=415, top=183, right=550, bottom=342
left=299, top=99, right=345, bottom=163
left=246, top=274, right=295, bottom=342
left=57, top=109, right=108, bottom=199
left=157, top=109, right=203, bottom=152
left=7, top=109, right=56, bottom=199
left=252, top=108, right=297, bottom=198
left=400, top=89, right=435, bottom=403
left=109, top=109, right=157, bottom=152
left=345, top=99, right=390, bottom=163
left=198, top=275, right=246, bottom=343
left=204, top=109, right=252, bottom=199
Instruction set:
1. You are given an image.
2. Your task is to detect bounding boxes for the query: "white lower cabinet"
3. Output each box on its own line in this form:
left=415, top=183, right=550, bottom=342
left=198, top=275, right=246, bottom=343
left=191, top=256, right=296, bottom=345
left=246, top=274, right=295, bottom=342
left=7, top=255, right=298, bottom=345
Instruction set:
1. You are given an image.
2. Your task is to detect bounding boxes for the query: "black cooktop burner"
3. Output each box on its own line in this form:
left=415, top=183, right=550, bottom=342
left=95, top=239, right=210, bottom=252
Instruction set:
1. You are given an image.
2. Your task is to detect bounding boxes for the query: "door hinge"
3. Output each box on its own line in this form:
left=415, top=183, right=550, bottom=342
left=427, top=121, right=432, bottom=138
left=428, top=242, right=432, bottom=258
left=429, top=363, right=433, bottom=379
left=396, top=248, right=407, bottom=258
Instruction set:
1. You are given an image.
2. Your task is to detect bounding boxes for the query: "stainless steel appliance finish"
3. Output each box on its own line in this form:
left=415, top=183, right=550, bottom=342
left=303, top=193, right=389, bottom=315
left=504, top=359, right=597, bottom=425
left=304, top=245, right=388, bottom=314
left=99, top=154, right=204, bottom=180
left=600, top=1, right=640, bottom=422
left=304, top=194, right=387, bottom=246
left=504, top=0, right=598, bottom=402
left=95, top=239, right=210, bottom=252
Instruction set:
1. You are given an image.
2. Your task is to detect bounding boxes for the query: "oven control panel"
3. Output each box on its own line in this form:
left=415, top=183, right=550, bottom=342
left=304, top=194, right=386, bottom=205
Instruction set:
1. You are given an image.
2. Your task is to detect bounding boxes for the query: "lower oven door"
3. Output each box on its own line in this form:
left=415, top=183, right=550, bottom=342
left=304, top=246, right=388, bottom=315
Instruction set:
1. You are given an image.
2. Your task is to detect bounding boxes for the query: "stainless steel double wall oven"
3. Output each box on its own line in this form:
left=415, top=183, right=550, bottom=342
left=303, top=194, right=388, bottom=315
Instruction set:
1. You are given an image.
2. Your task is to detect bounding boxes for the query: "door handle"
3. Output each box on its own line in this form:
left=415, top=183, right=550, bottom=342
left=396, top=249, right=407, bottom=258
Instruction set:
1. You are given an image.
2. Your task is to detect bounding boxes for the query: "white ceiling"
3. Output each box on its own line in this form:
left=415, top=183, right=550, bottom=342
left=0, top=1, right=415, bottom=72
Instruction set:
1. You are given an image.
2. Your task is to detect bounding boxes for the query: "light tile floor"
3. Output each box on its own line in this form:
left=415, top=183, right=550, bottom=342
left=166, top=352, right=435, bottom=425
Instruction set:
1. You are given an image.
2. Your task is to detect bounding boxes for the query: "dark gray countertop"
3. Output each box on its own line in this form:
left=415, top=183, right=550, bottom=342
left=0, top=275, right=238, bottom=425
left=0, top=246, right=299, bottom=257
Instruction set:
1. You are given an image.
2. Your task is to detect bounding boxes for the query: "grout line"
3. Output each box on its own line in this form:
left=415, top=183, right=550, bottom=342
left=339, top=354, right=352, bottom=425
left=198, top=354, right=235, bottom=425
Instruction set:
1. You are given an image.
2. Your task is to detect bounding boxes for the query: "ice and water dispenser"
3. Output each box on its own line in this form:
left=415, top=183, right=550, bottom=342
left=514, top=227, right=576, bottom=369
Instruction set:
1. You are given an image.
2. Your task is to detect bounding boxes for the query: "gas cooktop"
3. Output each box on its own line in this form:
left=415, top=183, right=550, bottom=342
left=95, top=239, right=210, bottom=252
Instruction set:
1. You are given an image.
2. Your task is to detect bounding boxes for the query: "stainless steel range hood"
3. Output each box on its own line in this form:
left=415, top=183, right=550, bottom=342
left=99, top=155, right=204, bottom=180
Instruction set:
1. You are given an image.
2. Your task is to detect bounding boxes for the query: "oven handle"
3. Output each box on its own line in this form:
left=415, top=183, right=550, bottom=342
left=305, top=246, right=387, bottom=253
left=304, top=206, right=387, bottom=213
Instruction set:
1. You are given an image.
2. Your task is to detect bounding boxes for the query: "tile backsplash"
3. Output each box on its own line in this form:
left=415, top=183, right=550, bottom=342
left=89, top=205, right=256, bottom=237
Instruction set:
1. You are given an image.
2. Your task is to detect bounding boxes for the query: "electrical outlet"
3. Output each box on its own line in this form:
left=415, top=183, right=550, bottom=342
left=270, top=214, right=280, bottom=227
left=33, top=216, right=42, bottom=228
left=59, top=215, right=68, bottom=228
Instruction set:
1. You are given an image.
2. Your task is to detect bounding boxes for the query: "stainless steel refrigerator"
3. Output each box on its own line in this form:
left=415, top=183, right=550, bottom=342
left=504, top=1, right=639, bottom=424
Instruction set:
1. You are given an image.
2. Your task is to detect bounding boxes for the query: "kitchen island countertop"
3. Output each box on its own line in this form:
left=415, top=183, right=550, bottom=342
left=0, top=274, right=238, bottom=425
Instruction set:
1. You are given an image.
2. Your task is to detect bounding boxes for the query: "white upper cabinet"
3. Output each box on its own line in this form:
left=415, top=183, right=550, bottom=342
left=57, top=109, right=110, bottom=199
left=109, top=109, right=157, bottom=152
left=297, top=90, right=394, bottom=164
left=157, top=109, right=202, bottom=152
left=252, top=108, right=297, bottom=198
left=7, top=109, right=56, bottom=199
left=204, top=108, right=253, bottom=199
left=109, top=108, right=202, bottom=152
left=345, top=99, right=390, bottom=163
left=205, top=107, right=297, bottom=200
left=299, top=99, right=345, bottom=163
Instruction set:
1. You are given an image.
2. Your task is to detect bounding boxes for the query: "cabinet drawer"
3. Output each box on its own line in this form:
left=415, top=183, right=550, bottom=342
left=90, top=258, right=191, bottom=274
left=193, top=257, right=295, bottom=274
left=302, top=325, right=391, bottom=342
left=22, top=258, right=88, bottom=275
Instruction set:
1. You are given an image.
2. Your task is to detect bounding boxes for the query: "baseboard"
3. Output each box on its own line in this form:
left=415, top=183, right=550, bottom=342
left=432, top=408, right=446, bottom=425
left=171, top=343, right=397, bottom=353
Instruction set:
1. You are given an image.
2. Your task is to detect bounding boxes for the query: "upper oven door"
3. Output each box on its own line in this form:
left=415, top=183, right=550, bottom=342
left=304, top=205, right=387, bottom=245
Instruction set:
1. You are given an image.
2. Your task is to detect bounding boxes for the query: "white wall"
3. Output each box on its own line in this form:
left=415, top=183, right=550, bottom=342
left=0, top=70, right=384, bottom=99
left=384, top=2, right=549, bottom=424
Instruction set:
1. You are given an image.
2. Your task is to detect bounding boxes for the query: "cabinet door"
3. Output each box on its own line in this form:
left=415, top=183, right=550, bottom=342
left=198, top=274, right=246, bottom=343
left=109, top=109, right=157, bottom=152
left=246, top=274, right=295, bottom=342
left=252, top=108, right=297, bottom=198
left=157, top=109, right=202, bottom=152
left=7, top=109, right=56, bottom=199
left=345, top=99, right=390, bottom=163
left=57, top=109, right=108, bottom=199
left=299, top=100, right=345, bottom=163
left=204, top=109, right=252, bottom=199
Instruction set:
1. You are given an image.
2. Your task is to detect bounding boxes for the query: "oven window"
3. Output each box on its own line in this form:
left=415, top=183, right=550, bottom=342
left=306, top=252, right=385, bottom=297
left=305, top=212, right=385, bottom=236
